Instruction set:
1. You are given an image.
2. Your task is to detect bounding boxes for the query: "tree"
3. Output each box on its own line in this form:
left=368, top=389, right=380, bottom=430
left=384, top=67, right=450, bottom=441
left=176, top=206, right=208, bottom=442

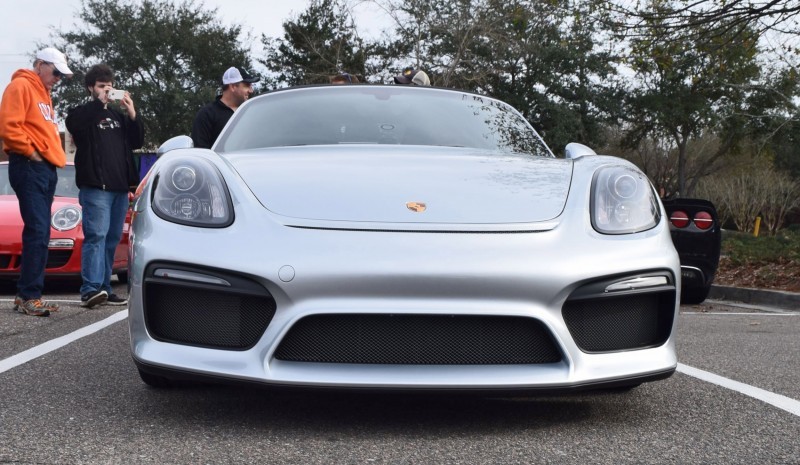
left=371, top=0, right=623, bottom=151
left=745, top=67, right=800, bottom=179
left=605, top=0, right=800, bottom=42
left=369, top=0, right=490, bottom=87
left=698, top=163, right=800, bottom=233
left=49, top=0, right=254, bottom=148
left=761, top=171, right=800, bottom=233
left=772, top=121, right=800, bottom=178
left=261, top=0, right=372, bottom=86
left=622, top=5, right=762, bottom=196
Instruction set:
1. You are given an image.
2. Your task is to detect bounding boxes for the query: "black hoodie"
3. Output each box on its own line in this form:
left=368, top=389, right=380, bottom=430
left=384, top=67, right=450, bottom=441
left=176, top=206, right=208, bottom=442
left=66, top=99, right=144, bottom=191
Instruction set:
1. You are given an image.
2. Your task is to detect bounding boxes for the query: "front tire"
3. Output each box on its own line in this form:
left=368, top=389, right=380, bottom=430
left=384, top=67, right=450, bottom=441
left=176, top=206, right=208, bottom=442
left=116, top=271, right=128, bottom=284
left=137, top=369, right=173, bottom=388
left=596, top=383, right=641, bottom=394
left=681, top=285, right=711, bottom=305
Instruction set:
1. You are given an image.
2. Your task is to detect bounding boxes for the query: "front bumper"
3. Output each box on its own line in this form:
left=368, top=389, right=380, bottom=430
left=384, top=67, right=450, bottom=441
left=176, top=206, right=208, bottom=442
left=128, top=212, right=680, bottom=391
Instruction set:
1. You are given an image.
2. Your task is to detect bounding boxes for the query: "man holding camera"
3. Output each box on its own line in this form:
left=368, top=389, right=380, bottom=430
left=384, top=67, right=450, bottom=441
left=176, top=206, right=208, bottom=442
left=65, top=64, right=144, bottom=308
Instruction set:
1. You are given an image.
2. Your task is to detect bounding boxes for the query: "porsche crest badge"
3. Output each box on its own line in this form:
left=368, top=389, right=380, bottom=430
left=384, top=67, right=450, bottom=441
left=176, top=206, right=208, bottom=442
left=406, top=202, right=427, bottom=213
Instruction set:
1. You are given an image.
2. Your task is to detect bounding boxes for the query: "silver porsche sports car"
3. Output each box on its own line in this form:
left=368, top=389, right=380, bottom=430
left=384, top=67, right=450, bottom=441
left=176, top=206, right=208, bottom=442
left=128, top=85, right=680, bottom=392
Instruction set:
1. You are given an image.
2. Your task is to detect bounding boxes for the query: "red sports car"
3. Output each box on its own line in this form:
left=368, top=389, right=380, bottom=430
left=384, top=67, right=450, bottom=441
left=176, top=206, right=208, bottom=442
left=0, top=161, right=130, bottom=283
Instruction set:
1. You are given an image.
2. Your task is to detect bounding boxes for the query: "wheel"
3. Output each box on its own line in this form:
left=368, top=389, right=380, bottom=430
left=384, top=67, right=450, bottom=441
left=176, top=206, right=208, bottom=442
left=137, top=368, right=173, bottom=388
left=596, top=383, right=641, bottom=394
left=116, top=271, right=128, bottom=284
left=680, top=284, right=711, bottom=305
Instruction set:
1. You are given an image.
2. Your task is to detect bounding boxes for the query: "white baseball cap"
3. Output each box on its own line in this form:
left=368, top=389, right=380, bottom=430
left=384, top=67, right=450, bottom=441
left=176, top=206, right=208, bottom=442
left=35, top=47, right=73, bottom=77
left=221, top=67, right=259, bottom=85
left=411, top=70, right=431, bottom=86
left=393, top=67, right=430, bottom=86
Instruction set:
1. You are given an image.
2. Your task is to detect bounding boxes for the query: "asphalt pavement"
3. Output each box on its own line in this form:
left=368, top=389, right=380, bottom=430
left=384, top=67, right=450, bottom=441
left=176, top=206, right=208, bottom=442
left=1, top=296, right=798, bottom=464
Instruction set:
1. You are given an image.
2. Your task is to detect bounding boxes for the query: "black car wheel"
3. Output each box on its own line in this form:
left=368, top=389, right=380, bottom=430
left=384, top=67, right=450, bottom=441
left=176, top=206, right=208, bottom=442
left=137, top=369, right=173, bottom=388
left=680, top=285, right=711, bottom=305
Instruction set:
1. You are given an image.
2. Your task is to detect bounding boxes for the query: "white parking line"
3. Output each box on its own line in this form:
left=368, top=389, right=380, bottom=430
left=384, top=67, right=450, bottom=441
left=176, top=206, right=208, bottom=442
left=681, top=312, right=799, bottom=316
left=678, top=363, right=800, bottom=417
left=0, top=298, right=82, bottom=304
left=0, top=310, right=128, bottom=374
left=1, top=311, right=798, bottom=419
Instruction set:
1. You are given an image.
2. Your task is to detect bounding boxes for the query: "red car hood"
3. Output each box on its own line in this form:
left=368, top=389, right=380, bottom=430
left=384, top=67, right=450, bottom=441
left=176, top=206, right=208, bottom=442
left=0, top=195, right=80, bottom=242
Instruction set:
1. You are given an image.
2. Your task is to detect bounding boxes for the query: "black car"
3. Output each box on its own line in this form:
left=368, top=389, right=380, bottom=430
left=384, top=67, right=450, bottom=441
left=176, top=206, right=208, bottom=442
left=663, top=198, right=722, bottom=304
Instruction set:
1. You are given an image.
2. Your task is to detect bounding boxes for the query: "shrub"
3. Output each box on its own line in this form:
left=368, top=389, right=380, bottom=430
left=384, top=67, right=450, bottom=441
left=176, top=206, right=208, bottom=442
left=722, top=229, right=800, bottom=265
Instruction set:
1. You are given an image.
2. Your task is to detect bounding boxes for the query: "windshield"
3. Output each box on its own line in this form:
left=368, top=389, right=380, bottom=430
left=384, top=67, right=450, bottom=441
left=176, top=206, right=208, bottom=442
left=0, top=164, right=79, bottom=198
left=216, top=86, right=554, bottom=157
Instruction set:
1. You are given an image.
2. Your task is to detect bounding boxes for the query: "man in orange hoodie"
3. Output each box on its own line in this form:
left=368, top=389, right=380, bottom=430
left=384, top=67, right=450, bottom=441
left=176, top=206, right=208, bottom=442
left=0, top=47, right=72, bottom=317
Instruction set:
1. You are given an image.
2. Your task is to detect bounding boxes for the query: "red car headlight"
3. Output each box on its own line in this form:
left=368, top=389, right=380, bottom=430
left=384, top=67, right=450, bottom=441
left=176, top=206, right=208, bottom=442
left=51, top=205, right=82, bottom=231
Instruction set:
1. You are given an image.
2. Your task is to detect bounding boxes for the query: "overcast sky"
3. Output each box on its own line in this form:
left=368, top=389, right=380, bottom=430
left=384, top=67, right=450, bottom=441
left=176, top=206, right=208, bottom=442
left=0, top=0, right=389, bottom=93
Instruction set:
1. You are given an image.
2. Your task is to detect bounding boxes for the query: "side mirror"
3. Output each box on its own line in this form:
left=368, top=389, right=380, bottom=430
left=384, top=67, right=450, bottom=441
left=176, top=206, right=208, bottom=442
left=564, top=142, right=597, bottom=159
left=156, top=135, right=193, bottom=157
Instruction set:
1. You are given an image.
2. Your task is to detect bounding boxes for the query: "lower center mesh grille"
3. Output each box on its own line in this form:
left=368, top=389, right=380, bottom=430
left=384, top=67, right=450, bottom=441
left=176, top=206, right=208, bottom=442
left=274, top=314, right=562, bottom=365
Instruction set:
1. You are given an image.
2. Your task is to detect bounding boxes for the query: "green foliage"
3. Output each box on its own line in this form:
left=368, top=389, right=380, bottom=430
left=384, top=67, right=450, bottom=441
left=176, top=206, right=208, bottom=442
left=261, top=0, right=370, bottom=86
left=29, top=0, right=800, bottom=203
left=753, top=68, right=800, bottom=180
left=50, top=0, right=254, bottom=148
left=624, top=1, right=763, bottom=196
left=376, top=0, right=623, bottom=151
left=722, top=230, right=800, bottom=266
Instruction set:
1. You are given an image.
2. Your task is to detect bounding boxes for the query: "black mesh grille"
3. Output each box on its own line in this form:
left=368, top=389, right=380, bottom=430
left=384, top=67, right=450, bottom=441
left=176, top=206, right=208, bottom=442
left=562, top=292, right=674, bottom=353
left=144, top=282, right=276, bottom=350
left=275, top=314, right=562, bottom=365
left=0, top=254, right=11, bottom=269
left=46, top=250, right=71, bottom=268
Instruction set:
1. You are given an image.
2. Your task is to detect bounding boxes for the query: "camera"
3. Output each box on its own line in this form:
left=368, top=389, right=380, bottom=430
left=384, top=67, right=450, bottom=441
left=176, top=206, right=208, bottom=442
left=107, top=89, right=126, bottom=100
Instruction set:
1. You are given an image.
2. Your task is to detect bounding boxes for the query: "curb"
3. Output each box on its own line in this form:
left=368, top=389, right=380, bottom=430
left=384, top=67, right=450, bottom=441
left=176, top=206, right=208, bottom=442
left=708, top=285, right=800, bottom=311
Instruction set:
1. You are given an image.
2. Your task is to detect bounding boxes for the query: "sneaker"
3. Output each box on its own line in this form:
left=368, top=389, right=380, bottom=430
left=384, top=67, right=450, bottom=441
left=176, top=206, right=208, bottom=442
left=81, top=290, right=108, bottom=308
left=16, top=298, right=52, bottom=317
left=14, top=295, right=59, bottom=313
left=105, top=293, right=128, bottom=306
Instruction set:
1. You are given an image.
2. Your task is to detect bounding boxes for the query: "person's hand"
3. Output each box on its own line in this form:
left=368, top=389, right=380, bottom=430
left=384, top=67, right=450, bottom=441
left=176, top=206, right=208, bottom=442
left=119, top=92, right=136, bottom=120
left=30, top=151, right=44, bottom=162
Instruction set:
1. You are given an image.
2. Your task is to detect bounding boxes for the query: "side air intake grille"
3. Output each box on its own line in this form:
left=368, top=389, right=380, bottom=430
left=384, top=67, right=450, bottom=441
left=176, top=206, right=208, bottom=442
left=46, top=250, right=72, bottom=268
left=143, top=264, right=276, bottom=350
left=562, top=291, right=675, bottom=353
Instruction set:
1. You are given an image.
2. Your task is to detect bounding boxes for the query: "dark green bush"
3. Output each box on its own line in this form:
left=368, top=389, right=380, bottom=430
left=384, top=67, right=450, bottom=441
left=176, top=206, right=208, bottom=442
left=722, top=229, right=800, bottom=265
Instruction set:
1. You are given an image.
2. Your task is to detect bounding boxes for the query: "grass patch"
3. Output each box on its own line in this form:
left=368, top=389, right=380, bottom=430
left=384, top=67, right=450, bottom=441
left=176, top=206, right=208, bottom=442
left=722, top=229, right=800, bottom=266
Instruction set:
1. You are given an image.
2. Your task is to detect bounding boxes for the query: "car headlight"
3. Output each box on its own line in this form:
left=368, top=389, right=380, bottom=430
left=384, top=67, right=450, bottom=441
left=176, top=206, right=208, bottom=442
left=51, top=206, right=82, bottom=231
left=591, top=166, right=659, bottom=234
left=151, top=158, right=233, bottom=227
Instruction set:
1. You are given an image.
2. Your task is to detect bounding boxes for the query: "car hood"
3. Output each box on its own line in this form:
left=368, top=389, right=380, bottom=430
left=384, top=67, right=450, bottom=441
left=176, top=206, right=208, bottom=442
left=0, top=195, right=78, bottom=229
left=225, top=146, right=573, bottom=225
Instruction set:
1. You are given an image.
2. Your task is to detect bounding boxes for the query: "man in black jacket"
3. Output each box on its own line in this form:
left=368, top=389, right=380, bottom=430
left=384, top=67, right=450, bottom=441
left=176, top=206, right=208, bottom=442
left=65, top=64, right=144, bottom=308
left=191, top=67, right=258, bottom=149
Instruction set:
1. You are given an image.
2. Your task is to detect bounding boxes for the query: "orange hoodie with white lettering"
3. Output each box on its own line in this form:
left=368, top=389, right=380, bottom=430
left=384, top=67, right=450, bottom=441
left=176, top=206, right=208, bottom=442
left=0, top=69, right=66, bottom=167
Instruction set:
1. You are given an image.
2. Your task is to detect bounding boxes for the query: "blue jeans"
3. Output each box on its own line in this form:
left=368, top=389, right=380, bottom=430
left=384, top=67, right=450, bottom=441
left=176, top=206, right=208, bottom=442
left=8, top=154, right=57, bottom=300
left=79, top=187, right=128, bottom=297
